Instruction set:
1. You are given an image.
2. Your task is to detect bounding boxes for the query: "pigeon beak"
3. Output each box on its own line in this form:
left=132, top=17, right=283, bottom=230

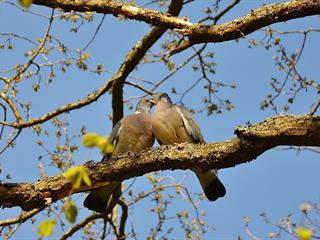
left=149, top=99, right=157, bottom=105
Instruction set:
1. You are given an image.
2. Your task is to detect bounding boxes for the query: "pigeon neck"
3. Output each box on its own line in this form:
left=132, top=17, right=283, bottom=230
left=135, top=108, right=150, bottom=114
left=156, top=100, right=171, bottom=111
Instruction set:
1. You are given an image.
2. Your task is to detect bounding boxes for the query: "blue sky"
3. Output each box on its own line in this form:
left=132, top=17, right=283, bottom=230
left=0, top=0, right=319, bottom=239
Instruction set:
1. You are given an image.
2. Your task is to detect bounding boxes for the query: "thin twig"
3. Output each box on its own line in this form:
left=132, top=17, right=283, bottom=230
left=151, top=47, right=202, bottom=92
left=124, top=81, right=153, bottom=95
left=213, top=0, right=240, bottom=24
left=265, top=31, right=308, bottom=113
left=12, top=9, right=54, bottom=82
left=309, top=96, right=320, bottom=116
left=105, top=215, right=121, bottom=240
left=0, top=129, right=22, bottom=155
left=82, top=14, right=106, bottom=52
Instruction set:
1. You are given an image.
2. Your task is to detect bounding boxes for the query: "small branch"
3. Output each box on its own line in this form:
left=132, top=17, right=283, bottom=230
left=199, top=0, right=241, bottom=24
left=12, top=9, right=54, bottom=82
left=118, top=199, right=128, bottom=239
left=0, top=208, right=43, bottom=227
left=0, top=103, right=7, bottom=139
left=0, top=77, right=115, bottom=128
left=0, top=93, right=23, bottom=122
left=0, top=115, right=320, bottom=211
left=0, top=76, right=10, bottom=94
left=0, top=129, right=22, bottom=156
left=82, top=14, right=106, bottom=52
left=309, top=97, right=320, bottom=116
left=152, top=46, right=202, bottom=91
left=212, top=0, right=241, bottom=24
left=105, top=215, right=121, bottom=240
left=124, top=81, right=154, bottom=95
left=59, top=213, right=104, bottom=240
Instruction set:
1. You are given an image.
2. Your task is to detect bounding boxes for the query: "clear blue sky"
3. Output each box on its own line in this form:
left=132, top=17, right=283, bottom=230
left=0, top=0, right=319, bottom=239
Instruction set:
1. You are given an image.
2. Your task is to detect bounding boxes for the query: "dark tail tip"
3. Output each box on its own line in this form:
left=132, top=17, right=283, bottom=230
left=204, top=177, right=226, bottom=201
left=83, top=193, right=107, bottom=213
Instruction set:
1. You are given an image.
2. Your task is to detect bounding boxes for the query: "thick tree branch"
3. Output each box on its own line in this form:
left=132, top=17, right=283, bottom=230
left=31, top=0, right=320, bottom=46
left=0, top=115, right=319, bottom=211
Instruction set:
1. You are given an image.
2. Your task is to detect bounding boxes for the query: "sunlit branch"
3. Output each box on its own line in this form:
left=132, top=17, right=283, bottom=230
left=29, top=0, right=320, bottom=52
left=0, top=93, right=22, bottom=122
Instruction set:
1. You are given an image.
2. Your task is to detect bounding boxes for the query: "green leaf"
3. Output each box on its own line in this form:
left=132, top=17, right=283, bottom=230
left=38, top=219, right=56, bottom=237
left=82, top=171, right=92, bottom=187
left=63, top=166, right=92, bottom=189
left=65, top=201, right=78, bottom=223
left=82, top=133, right=102, bottom=147
left=97, top=140, right=113, bottom=155
left=82, top=133, right=113, bottom=155
left=19, top=0, right=32, bottom=8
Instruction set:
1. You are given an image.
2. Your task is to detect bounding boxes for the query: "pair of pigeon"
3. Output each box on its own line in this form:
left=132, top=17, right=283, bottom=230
left=84, top=92, right=226, bottom=213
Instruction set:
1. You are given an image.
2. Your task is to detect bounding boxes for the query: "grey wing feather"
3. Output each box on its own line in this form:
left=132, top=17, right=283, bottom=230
left=102, top=120, right=122, bottom=161
left=175, top=105, right=205, bottom=143
left=108, top=120, right=122, bottom=147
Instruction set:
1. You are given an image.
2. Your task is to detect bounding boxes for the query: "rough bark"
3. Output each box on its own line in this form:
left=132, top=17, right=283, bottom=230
left=0, top=115, right=319, bottom=211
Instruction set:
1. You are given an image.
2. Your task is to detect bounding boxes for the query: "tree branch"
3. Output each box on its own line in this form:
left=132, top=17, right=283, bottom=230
left=32, top=0, right=192, bottom=29
left=0, top=115, right=319, bottom=211
left=0, top=76, right=115, bottom=128
left=185, top=0, right=320, bottom=45
left=59, top=213, right=103, bottom=240
left=31, top=0, right=320, bottom=46
left=0, top=208, right=43, bottom=227
left=118, top=199, right=128, bottom=239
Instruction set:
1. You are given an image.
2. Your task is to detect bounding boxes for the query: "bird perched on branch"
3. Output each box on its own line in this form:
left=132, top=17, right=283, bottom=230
left=150, top=92, right=226, bottom=201
left=84, top=98, right=155, bottom=212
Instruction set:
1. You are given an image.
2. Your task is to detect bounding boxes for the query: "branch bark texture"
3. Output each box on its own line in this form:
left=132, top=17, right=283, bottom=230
left=0, top=115, right=319, bottom=211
